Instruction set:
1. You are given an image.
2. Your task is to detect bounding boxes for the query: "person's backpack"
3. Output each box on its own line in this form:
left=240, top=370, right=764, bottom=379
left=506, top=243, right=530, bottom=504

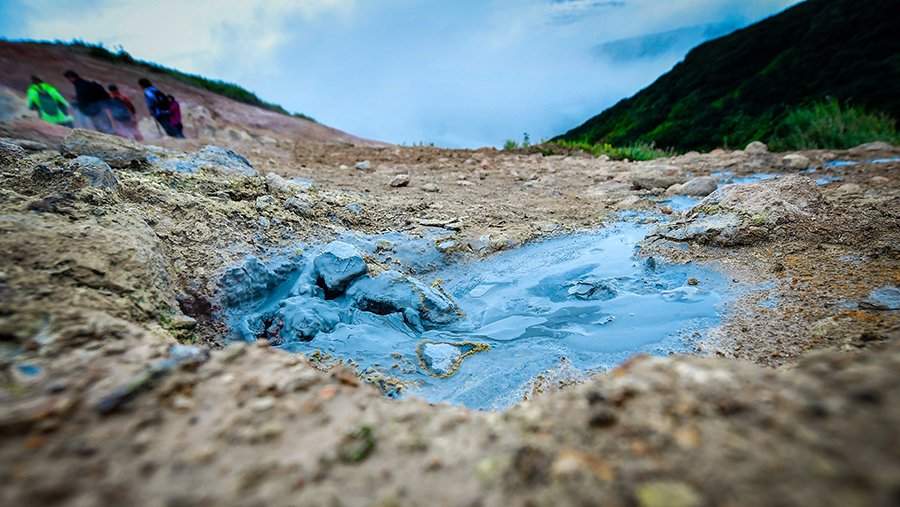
left=36, top=85, right=61, bottom=116
left=152, top=89, right=172, bottom=114
left=85, top=80, right=110, bottom=103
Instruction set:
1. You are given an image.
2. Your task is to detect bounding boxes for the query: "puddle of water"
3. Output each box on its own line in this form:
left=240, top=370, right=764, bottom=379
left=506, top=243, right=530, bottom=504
left=220, top=219, right=731, bottom=410
left=661, top=195, right=700, bottom=212
left=712, top=171, right=779, bottom=185
left=815, top=175, right=843, bottom=186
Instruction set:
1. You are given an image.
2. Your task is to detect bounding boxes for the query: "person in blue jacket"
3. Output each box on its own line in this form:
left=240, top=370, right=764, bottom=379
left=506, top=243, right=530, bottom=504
left=138, top=78, right=177, bottom=137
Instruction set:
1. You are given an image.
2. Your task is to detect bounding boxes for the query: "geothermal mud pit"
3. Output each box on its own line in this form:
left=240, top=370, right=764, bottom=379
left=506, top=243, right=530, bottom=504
left=222, top=216, right=732, bottom=409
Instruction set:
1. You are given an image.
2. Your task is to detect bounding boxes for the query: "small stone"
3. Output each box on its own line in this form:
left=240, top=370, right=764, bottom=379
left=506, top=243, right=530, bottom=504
left=255, top=195, right=276, bottom=210
left=833, top=183, right=862, bottom=195
left=355, top=160, right=371, bottom=170
left=421, top=183, right=440, bottom=193
left=172, top=395, right=195, bottom=411
left=69, top=156, right=119, bottom=189
left=744, top=141, right=768, bottom=154
left=782, top=153, right=811, bottom=169
left=687, top=278, right=699, bottom=286
left=635, top=481, right=702, bottom=507
left=588, top=406, right=618, bottom=428
left=390, top=174, right=410, bottom=187
left=249, top=396, right=276, bottom=412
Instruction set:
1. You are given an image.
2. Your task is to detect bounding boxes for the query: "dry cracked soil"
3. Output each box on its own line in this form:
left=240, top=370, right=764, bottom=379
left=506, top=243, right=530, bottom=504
left=1, top=130, right=899, bottom=507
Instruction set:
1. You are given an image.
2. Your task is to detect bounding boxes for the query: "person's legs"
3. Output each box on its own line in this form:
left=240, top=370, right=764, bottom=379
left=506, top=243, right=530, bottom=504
left=88, top=110, right=115, bottom=135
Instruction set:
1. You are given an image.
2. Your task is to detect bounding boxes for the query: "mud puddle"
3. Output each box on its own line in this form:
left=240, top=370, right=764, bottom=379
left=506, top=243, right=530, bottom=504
left=219, top=216, right=733, bottom=410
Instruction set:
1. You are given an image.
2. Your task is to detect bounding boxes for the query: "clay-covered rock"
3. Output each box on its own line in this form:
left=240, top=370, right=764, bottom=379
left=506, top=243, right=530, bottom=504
left=312, top=241, right=368, bottom=296
left=631, top=165, right=687, bottom=190
left=347, top=270, right=461, bottom=330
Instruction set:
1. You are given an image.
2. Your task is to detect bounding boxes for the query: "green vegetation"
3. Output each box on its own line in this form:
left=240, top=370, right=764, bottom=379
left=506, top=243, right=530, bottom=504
left=770, top=99, right=899, bottom=151
left=27, top=39, right=316, bottom=122
left=545, top=140, right=671, bottom=161
left=557, top=0, right=900, bottom=152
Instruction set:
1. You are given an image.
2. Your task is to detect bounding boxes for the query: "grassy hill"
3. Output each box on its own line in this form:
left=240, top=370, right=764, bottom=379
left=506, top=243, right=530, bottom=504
left=556, top=0, right=900, bottom=152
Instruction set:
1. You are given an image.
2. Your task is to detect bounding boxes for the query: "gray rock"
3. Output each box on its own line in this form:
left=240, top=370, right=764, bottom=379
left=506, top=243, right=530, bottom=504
left=390, top=174, right=410, bottom=187
left=0, top=139, right=26, bottom=166
left=860, top=286, right=900, bottom=310
left=833, top=183, right=862, bottom=196
left=69, top=156, right=118, bottom=189
left=631, top=165, right=687, bottom=190
left=268, top=297, right=342, bottom=342
left=266, top=172, right=313, bottom=196
left=0, top=137, right=48, bottom=152
left=656, top=175, right=822, bottom=246
left=422, top=183, right=440, bottom=193
left=312, top=242, right=368, bottom=296
left=255, top=195, right=276, bottom=210
left=154, top=145, right=256, bottom=176
left=355, top=160, right=371, bottom=170
left=61, top=129, right=148, bottom=168
left=284, top=195, right=313, bottom=216
left=217, top=255, right=303, bottom=307
left=782, top=154, right=811, bottom=170
left=667, top=176, right=717, bottom=197
left=744, top=141, right=768, bottom=154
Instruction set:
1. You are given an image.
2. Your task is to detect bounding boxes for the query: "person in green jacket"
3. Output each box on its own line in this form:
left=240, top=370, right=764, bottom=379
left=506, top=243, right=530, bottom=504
left=26, top=76, right=74, bottom=127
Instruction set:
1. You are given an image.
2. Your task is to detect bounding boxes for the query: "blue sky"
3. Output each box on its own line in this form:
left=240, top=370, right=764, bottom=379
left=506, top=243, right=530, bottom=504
left=0, top=0, right=801, bottom=146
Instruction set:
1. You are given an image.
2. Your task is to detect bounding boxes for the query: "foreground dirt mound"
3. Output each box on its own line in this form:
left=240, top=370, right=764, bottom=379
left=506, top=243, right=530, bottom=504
left=1, top=132, right=899, bottom=505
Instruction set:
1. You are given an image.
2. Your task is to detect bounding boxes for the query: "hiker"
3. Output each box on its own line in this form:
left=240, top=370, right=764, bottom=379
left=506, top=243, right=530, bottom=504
left=107, top=84, right=143, bottom=141
left=138, top=78, right=177, bottom=137
left=26, top=76, right=73, bottom=127
left=63, top=70, right=115, bottom=134
left=167, top=94, right=184, bottom=138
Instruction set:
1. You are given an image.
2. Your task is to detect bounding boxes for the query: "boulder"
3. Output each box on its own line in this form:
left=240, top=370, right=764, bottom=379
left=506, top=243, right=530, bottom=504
left=312, top=242, right=368, bottom=296
left=68, top=155, right=118, bottom=189
left=631, top=165, right=687, bottom=190
left=666, top=176, right=718, bottom=197
left=782, top=154, right=811, bottom=170
left=744, top=141, right=768, bottom=154
left=656, top=175, right=823, bottom=246
left=61, top=129, right=148, bottom=168
left=347, top=270, right=460, bottom=330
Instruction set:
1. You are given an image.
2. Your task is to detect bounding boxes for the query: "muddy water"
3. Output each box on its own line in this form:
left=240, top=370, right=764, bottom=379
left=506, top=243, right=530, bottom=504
left=221, top=216, right=732, bottom=410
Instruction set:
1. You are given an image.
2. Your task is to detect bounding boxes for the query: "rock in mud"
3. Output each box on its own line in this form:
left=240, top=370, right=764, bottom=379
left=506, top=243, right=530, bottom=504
left=264, top=297, right=342, bottom=342
left=68, top=155, right=118, bottom=189
left=416, top=340, right=489, bottom=378
left=666, top=176, right=717, bottom=197
left=782, top=153, right=811, bottom=169
left=312, top=242, right=368, bottom=296
left=218, top=255, right=303, bottom=307
left=744, top=141, right=768, bottom=154
left=347, top=270, right=461, bottom=330
left=656, top=175, right=823, bottom=246
left=61, top=129, right=148, bottom=168
left=631, top=165, right=687, bottom=190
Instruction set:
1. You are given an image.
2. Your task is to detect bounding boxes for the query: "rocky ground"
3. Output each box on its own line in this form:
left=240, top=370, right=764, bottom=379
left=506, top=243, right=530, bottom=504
left=1, top=130, right=898, bottom=506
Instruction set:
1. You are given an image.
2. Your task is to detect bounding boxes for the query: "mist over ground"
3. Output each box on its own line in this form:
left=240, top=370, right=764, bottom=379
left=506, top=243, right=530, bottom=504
left=0, top=0, right=800, bottom=147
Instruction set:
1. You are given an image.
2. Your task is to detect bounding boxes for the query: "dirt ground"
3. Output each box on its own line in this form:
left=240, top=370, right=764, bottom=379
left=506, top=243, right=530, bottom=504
left=1, top=129, right=899, bottom=506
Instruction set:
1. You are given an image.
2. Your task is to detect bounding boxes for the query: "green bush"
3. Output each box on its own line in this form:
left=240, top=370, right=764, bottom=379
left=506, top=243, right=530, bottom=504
left=770, top=99, right=898, bottom=150
left=503, top=139, right=520, bottom=151
left=545, top=140, right=672, bottom=161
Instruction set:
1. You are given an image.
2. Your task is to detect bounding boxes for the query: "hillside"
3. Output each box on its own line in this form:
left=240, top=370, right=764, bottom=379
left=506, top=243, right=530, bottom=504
left=558, top=0, right=900, bottom=151
left=0, top=40, right=377, bottom=151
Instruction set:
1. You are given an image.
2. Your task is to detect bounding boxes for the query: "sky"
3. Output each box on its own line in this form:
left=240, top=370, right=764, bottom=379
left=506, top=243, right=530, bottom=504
left=0, top=0, right=802, bottom=147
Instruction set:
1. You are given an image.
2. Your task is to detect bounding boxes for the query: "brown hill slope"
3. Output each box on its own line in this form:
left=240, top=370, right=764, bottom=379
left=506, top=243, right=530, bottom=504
left=0, top=40, right=379, bottom=151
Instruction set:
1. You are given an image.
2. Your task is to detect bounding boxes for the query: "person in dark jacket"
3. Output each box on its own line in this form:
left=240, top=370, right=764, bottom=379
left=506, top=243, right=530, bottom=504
left=138, top=78, right=177, bottom=137
left=63, top=70, right=114, bottom=134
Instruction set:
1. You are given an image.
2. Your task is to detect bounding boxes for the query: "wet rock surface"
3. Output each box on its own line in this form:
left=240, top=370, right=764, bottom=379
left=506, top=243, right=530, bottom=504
left=1, top=131, right=899, bottom=505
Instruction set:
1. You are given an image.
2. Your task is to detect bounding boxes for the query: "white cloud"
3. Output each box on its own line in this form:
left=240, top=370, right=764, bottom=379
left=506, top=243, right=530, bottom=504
left=14, top=0, right=355, bottom=76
